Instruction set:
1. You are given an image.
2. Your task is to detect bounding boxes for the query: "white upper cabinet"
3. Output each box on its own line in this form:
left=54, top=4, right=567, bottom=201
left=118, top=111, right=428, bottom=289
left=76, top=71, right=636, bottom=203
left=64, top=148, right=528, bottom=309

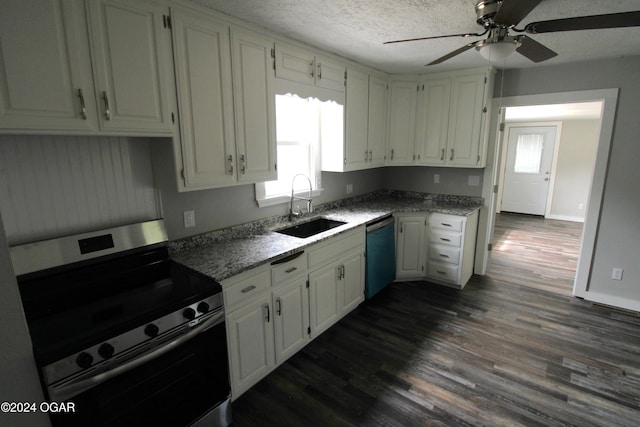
left=367, top=75, right=388, bottom=167
left=170, top=6, right=236, bottom=188
left=321, top=67, right=388, bottom=172
left=416, top=77, right=451, bottom=165
left=0, top=0, right=96, bottom=132
left=87, top=0, right=173, bottom=133
left=274, top=42, right=345, bottom=92
left=447, top=72, right=489, bottom=166
left=344, top=66, right=370, bottom=170
left=388, top=68, right=493, bottom=168
left=230, top=28, right=277, bottom=184
left=387, top=80, right=418, bottom=165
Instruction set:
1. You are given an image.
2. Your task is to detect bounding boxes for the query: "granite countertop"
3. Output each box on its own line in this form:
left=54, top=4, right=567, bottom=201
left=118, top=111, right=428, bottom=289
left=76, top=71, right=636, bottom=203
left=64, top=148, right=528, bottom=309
left=170, top=192, right=481, bottom=283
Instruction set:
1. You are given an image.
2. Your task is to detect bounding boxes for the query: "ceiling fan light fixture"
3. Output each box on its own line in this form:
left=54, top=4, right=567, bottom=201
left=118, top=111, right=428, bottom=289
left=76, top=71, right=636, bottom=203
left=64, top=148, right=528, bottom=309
left=476, top=37, right=521, bottom=61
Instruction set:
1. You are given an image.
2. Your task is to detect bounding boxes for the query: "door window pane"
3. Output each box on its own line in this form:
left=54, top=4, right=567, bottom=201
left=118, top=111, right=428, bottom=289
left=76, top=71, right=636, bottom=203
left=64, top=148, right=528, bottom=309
left=514, top=134, right=544, bottom=173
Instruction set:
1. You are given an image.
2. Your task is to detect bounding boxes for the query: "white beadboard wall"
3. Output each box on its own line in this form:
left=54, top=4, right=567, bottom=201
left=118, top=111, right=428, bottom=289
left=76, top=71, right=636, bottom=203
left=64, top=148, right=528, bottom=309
left=0, top=135, right=161, bottom=245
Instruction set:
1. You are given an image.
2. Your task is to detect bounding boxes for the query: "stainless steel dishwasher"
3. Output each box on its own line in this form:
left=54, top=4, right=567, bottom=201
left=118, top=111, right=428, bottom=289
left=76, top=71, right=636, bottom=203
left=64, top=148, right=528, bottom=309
left=365, top=215, right=396, bottom=299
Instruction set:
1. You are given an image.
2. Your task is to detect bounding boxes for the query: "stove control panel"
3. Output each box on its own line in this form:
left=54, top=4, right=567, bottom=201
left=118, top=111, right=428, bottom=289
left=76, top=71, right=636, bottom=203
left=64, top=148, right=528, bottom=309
left=45, top=293, right=223, bottom=386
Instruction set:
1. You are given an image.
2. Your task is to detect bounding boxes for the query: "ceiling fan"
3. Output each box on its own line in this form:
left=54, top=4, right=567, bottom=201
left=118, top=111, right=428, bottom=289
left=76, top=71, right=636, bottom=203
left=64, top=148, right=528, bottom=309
left=384, top=0, right=640, bottom=66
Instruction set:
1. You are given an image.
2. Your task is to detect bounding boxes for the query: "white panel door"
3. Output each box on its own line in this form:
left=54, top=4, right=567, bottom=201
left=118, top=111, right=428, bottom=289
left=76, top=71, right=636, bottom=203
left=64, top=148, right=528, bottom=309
left=345, top=67, right=370, bottom=170
left=231, top=28, right=277, bottom=183
left=309, top=263, right=340, bottom=338
left=0, top=0, right=96, bottom=131
left=88, top=0, right=172, bottom=132
left=387, top=81, right=418, bottom=165
left=367, top=75, right=388, bottom=167
left=416, top=78, right=450, bottom=165
left=272, top=278, right=309, bottom=364
left=502, top=126, right=557, bottom=215
left=171, top=7, right=236, bottom=188
left=340, top=251, right=364, bottom=315
left=395, top=216, right=425, bottom=278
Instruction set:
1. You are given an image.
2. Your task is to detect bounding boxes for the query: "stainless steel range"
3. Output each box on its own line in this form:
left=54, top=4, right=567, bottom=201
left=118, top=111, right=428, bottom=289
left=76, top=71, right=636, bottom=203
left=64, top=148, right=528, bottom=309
left=12, top=220, right=231, bottom=427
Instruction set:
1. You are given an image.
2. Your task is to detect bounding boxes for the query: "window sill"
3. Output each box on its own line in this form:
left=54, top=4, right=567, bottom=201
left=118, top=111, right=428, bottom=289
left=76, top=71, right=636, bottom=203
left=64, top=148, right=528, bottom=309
left=256, top=188, right=323, bottom=208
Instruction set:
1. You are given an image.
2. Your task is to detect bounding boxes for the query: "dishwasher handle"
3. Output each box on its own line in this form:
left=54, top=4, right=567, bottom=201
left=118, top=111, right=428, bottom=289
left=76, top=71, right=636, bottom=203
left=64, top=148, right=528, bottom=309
left=366, top=216, right=395, bottom=233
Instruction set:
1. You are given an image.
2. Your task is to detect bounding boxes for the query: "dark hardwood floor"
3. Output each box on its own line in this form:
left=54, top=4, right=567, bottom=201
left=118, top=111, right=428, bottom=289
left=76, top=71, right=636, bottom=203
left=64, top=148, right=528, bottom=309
left=231, top=213, right=640, bottom=426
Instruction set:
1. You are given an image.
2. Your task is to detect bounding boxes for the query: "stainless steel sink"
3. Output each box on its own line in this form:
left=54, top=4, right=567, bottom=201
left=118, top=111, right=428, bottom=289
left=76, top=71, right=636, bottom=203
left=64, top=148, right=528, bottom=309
left=275, top=217, right=346, bottom=238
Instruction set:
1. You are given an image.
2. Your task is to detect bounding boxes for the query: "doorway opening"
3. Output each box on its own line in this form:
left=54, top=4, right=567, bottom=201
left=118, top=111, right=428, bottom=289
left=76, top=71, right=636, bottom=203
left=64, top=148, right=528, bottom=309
left=476, top=89, right=619, bottom=300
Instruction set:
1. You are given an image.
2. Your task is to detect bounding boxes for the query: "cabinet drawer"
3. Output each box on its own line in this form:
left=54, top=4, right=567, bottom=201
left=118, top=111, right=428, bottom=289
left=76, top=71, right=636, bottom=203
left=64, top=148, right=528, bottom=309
left=223, top=268, right=271, bottom=310
left=429, top=213, right=464, bottom=232
left=429, top=244, right=460, bottom=265
left=308, top=227, right=364, bottom=270
left=271, top=251, right=307, bottom=285
left=427, top=262, right=459, bottom=283
left=429, top=229, right=462, bottom=247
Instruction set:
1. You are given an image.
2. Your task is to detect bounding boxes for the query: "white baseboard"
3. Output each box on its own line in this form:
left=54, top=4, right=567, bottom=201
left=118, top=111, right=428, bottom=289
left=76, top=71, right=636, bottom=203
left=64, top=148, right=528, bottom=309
left=545, top=214, right=585, bottom=223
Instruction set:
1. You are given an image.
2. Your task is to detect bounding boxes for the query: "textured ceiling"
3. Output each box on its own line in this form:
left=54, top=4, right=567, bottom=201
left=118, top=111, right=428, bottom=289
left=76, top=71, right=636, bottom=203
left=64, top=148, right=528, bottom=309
left=192, top=0, right=640, bottom=74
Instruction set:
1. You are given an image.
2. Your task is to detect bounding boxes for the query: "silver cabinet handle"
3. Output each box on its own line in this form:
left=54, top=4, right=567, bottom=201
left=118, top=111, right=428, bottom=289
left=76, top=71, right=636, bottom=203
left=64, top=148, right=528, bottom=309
left=440, top=237, right=451, bottom=242
left=391, top=149, right=394, bottom=160
left=365, top=150, right=369, bottom=161
left=439, top=254, right=450, bottom=258
left=317, top=62, right=322, bottom=80
left=77, top=89, right=87, bottom=120
left=441, top=223, right=452, bottom=227
left=276, top=298, right=282, bottom=316
left=227, top=155, right=234, bottom=175
left=264, top=304, right=270, bottom=322
left=102, top=91, right=111, bottom=121
left=240, top=154, right=246, bottom=174
left=369, top=150, right=373, bottom=161
left=441, top=148, right=445, bottom=161
left=285, top=267, right=297, bottom=274
left=450, top=148, right=454, bottom=161
left=310, top=61, right=315, bottom=78
left=241, top=285, right=256, bottom=293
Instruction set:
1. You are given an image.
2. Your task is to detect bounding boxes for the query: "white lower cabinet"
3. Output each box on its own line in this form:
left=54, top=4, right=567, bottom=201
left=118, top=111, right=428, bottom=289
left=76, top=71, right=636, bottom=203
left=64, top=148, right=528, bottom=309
left=308, top=227, right=365, bottom=338
left=223, top=227, right=365, bottom=400
left=395, top=211, right=479, bottom=289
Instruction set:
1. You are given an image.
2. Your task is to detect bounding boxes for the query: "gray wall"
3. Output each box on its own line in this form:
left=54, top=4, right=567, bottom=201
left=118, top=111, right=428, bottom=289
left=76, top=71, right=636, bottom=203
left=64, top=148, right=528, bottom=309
left=498, top=55, right=640, bottom=305
left=550, top=119, right=599, bottom=221
left=383, top=166, right=484, bottom=196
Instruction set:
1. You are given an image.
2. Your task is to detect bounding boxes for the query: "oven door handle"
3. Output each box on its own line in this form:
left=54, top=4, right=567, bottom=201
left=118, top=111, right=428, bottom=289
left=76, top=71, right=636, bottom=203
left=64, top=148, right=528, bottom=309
left=50, top=310, right=224, bottom=401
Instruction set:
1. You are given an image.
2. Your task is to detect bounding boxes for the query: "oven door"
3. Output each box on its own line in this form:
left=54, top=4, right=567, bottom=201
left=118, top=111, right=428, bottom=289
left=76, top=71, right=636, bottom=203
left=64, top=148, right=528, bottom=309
left=49, top=320, right=230, bottom=427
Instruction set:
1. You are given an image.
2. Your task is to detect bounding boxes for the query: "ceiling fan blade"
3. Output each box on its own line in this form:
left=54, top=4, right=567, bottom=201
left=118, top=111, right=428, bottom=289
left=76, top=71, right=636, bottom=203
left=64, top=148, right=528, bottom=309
left=426, top=41, right=480, bottom=66
left=384, top=30, right=487, bottom=45
left=493, top=0, right=543, bottom=26
left=524, top=11, right=640, bottom=34
left=515, top=36, right=557, bottom=62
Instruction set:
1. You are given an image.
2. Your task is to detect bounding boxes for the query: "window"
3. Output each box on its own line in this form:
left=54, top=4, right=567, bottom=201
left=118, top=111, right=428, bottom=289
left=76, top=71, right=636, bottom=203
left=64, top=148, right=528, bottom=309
left=256, top=91, right=343, bottom=207
left=514, top=133, right=544, bottom=174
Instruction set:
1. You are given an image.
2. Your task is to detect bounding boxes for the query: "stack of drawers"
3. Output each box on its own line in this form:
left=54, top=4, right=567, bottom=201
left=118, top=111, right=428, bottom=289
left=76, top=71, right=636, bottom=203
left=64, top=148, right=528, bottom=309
left=426, top=211, right=478, bottom=288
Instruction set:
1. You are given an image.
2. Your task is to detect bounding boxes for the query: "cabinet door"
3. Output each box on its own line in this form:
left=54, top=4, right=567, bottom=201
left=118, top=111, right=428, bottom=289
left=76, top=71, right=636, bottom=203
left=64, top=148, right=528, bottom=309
left=396, top=216, right=425, bottom=278
left=272, top=278, right=309, bottom=364
left=387, top=81, right=418, bottom=165
left=309, top=263, right=340, bottom=338
left=367, top=75, right=388, bottom=167
left=0, top=0, right=96, bottom=131
left=340, top=251, right=365, bottom=315
left=226, top=296, right=275, bottom=397
left=345, top=67, right=370, bottom=171
left=315, top=55, right=345, bottom=92
left=231, top=29, right=277, bottom=183
left=447, top=73, right=486, bottom=166
left=416, top=78, right=450, bottom=165
left=88, top=0, right=172, bottom=133
left=171, top=7, right=236, bottom=188
left=274, top=43, right=314, bottom=85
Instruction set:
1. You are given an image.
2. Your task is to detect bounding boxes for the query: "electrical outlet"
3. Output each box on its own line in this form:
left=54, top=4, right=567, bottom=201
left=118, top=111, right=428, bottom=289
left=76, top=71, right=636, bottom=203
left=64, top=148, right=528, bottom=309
left=183, top=210, right=196, bottom=228
left=434, top=174, right=440, bottom=184
left=578, top=203, right=584, bottom=210
left=346, top=184, right=353, bottom=194
left=612, top=268, right=623, bottom=281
